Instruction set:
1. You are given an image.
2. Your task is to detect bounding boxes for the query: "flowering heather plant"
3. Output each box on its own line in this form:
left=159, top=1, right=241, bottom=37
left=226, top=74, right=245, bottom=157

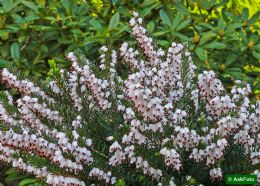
left=0, top=12, right=259, bottom=186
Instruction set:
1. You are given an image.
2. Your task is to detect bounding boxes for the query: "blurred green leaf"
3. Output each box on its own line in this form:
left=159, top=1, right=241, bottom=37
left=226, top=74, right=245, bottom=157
left=242, top=8, right=249, bottom=20
left=218, top=19, right=225, bottom=30
left=90, top=19, right=103, bottom=31
left=147, top=21, right=155, bottom=33
left=5, top=24, right=21, bottom=32
left=175, top=32, right=191, bottom=41
left=5, top=169, right=29, bottom=182
left=175, top=3, right=189, bottom=15
left=21, top=1, right=38, bottom=12
left=252, top=50, right=260, bottom=59
left=225, top=53, right=238, bottom=67
left=248, top=11, right=260, bottom=25
left=141, top=0, right=157, bottom=7
left=203, top=42, right=226, bottom=49
left=198, top=0, right=210, bottom=10
left=153, top=30, right=169, bottom=36
left=10, top=42, right=20, bottom=60
left=117, top=7, right=131, bottom=17
left=109, top=12, right=120, bottom=31
left=2, top=0, right=14, bottom=12
left=195, top=47, right=207, bottom=61
left=61, top=0, right=72, bottom=10
left=0, top=59, right=8, bottom=68
left=115, top=179, right=126, bottom=186
left=40, top=44, right=48, bottom=54
left=160, top=9, right=171, bottom=27
left=254, top=44, right=260, bottom=51
left=43, top=16, right=56, bottom=22
left=0, top=45, right=10, bottom=58
left=226, top=23, right=243, bottom=34
left=29, top=25, right=53, bottom=31
left=18, top=179, right=36, bottom=186
left=140, top=3, right=161, bottom=17
left=199, top=33, right=217, bottom=46
left=172, top=13, right=182, bottom=30
left=225, top=68, right=243, bottom=79
left=200, top=23, right=215, bottom=30
left=157, top=40, right=170, bottom=47
left=176, top=19, right=191, bottom=31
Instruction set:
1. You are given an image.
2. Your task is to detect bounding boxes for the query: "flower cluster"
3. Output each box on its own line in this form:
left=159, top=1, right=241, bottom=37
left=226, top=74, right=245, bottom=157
left=0, top=12, right=259, bottom=186
left=89, top=167, right=116, bottom=184
left=160, top=147, right=182, bottom=170
left=209, top=167, right=222, bottom=180
left=0, top=130, right=84, bottom=173
left=198, top=71, right=225, bottom=102
left=2, top=68, right=54, bottom=103
left=173, top=126, right=200, bottom=150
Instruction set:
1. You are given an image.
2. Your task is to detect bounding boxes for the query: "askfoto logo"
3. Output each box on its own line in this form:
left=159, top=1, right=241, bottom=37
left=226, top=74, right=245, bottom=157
left=226, top=174, right=257, bottom=185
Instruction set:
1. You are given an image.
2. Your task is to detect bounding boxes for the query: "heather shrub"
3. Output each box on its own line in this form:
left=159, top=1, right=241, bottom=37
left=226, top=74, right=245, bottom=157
left=0, top=12, right=259, bottom=186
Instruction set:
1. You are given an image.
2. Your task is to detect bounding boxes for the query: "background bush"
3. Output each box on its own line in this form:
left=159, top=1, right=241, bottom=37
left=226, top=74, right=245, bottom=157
left=0, top=0, right=259, bottom=185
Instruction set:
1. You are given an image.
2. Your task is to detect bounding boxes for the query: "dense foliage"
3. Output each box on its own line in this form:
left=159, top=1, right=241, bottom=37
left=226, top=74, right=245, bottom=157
left=0, top=0, right=259, bottom=185
left=0, top=12, right=259, bottom=186
left=0, top=0, right=259, bottom=97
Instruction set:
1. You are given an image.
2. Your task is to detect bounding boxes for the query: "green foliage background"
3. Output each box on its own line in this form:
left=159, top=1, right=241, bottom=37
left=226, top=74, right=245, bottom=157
left=0, top=0, right=259, bottom=185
